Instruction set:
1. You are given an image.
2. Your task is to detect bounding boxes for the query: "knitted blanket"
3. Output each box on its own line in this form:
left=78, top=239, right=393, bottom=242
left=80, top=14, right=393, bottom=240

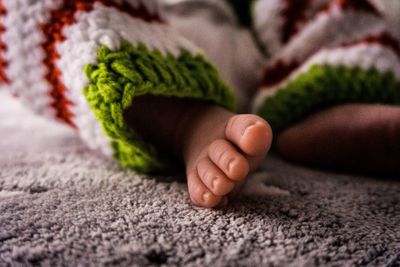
left=2, top=0, right=399, bottom=175
left=1, top=92, right=399, bottom=266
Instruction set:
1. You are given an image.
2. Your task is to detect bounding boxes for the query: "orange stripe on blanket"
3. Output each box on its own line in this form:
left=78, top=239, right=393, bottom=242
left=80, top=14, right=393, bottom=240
left=41, top=0, right=163, bottom=127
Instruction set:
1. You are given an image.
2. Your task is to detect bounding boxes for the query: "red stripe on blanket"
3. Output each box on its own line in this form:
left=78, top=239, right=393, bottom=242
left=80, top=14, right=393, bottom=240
left=0, top=0, right=8, bottom=84
left=281, top=0, right=311, bottom=43
left=342, top=32, right=400, bottom=60
left=322, top=0, right=380, bottom=16
left=261, top=32, right=400, bottom=88
left=260, top=60, right=299, bottom=89
left=41, top=0, right=163, bottom=127
left=280, top=0, right=381, bottom=48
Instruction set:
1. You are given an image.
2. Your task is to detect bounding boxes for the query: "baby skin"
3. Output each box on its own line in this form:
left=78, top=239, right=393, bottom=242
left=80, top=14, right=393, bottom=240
left=277, top=103, right=400, bottom=176
left=125, top=95, right=273, bottom=208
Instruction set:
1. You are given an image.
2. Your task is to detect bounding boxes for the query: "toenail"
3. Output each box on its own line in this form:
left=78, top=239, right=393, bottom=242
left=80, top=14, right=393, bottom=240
left=212, top=177, right=219, bottom=190
left=202, top=192, right=211, bottom=203
left=228, top=159, right=236, bottom=172
left=242, top=123, right=259, bottom=136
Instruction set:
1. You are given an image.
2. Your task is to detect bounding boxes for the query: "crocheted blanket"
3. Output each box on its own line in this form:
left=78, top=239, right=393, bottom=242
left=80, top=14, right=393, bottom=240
left=2, top=0, right=399, bottom=175
left=1, top=91, right=399, bottom=266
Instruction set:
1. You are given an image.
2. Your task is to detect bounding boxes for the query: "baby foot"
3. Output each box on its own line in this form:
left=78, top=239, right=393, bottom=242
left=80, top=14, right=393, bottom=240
left=125, top=96, right=272, bottom=208
left=183, top=110, right=272, bottom=208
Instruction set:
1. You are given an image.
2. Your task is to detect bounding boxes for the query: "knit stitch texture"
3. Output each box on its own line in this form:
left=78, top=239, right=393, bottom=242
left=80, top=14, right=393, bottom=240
left=84, top=42, right=236, bottom=173
left=253, top=0, right=400, bottom=134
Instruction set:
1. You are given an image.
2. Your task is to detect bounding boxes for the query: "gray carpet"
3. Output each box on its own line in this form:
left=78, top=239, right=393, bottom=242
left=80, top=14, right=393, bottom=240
left=1, top=92, right=399, bottom=267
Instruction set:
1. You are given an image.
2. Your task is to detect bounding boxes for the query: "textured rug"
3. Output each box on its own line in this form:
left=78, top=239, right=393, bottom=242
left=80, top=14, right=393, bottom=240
left=0, top=91, right=399, bottom=266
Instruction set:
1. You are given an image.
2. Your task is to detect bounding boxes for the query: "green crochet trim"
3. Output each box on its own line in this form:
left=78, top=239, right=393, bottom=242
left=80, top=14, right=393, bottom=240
left=84, top=41, right=236, bottom=174
left=256, top=65, right=400, bottom=134
left=225, top=0, right=256, bottom=27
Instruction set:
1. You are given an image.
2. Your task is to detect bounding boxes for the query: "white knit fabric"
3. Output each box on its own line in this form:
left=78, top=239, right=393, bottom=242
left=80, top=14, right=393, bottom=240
left=254, top=0, right=331, bottom=57
left=1, top=0, right=64, bottom=119
left=0, top=0, right=204, bottom=157
left=274, top=5, right=386, bottom=64
left=254, top=0, right=286, bottom=56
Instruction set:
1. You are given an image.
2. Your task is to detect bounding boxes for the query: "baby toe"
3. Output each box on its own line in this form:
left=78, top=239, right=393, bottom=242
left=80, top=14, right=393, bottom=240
left=187, top=170, right=223, bottom=208
left=208, top=139, right=249, bottom=182
left=197, top=157, right=235, bottom=196
left=225, top=114, right=273, bottom=157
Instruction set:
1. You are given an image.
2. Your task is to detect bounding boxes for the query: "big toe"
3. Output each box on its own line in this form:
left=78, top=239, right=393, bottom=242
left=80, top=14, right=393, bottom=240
left=225, top=115, right=273, bottom=156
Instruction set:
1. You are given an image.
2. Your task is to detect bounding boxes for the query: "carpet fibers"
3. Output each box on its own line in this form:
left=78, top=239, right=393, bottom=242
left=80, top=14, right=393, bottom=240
left=0, top=92, right=399, bottom=266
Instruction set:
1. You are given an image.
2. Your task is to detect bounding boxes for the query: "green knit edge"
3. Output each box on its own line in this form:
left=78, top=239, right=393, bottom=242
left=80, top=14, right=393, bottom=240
left=256, top=65, right=400, bottom=134
left=84, top=41, right=236, bottom=174
left=224, top=0, right=256, bottom=27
